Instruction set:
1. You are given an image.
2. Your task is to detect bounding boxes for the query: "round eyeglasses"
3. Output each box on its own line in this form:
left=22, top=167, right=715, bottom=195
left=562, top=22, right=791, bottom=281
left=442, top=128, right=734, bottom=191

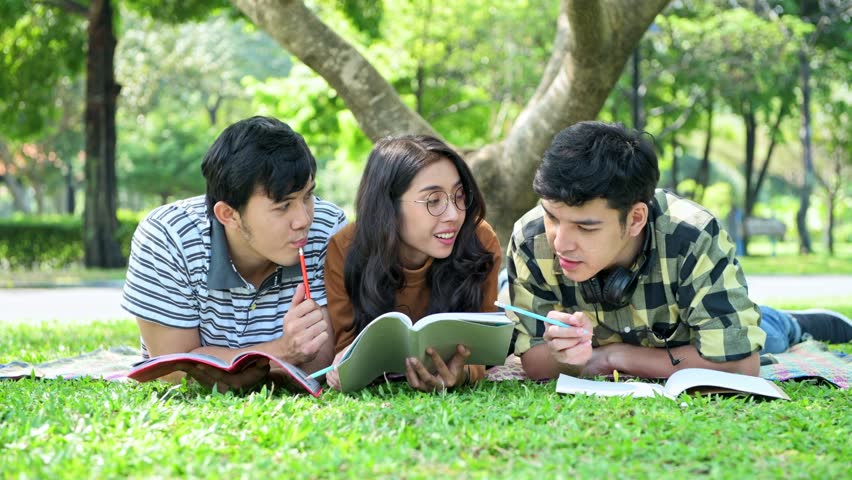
left=406, top=186, right=471, bottom=217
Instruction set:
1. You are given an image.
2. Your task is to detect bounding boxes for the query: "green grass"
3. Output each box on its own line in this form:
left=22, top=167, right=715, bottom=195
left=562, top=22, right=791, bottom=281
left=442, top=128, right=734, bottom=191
left=0, top=267, right=126, bottom=288
left=2, top=310, right=850, bottom=479
left=739, top=241, right=852, bottom=275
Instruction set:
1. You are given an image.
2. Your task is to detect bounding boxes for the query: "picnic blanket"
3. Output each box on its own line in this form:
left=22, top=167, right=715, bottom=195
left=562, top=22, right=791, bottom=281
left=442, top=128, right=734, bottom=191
left=758, top=340, right=851, bottom=389
left=0, top=346, right=141, bottom=381
left=2, top=341, right=849, bottom=389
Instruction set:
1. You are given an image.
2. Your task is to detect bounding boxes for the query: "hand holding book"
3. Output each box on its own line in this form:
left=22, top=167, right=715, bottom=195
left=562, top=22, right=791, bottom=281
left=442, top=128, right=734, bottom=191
left=174, top=356, right=272, bottom=394
left=404, top=344, right=471, bottom=392
left=326, top=311, right=513, bottom=392
left=128, top=351, right=323, bottom=397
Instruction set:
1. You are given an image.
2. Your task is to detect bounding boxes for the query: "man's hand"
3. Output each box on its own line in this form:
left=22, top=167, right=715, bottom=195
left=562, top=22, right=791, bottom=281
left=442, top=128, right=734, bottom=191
left=542, top=310, right=594, bottom=368
left=405, top=344, right=470, bottom=393
left=277, top=283, right=329, bottom=365
left=175, top=358, right=271, bottom=393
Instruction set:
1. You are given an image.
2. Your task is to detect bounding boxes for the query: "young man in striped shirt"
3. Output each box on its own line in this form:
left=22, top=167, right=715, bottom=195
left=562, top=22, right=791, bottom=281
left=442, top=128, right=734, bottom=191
left=506, top=121, right=851, bottom=380
left=122, top=116, right=346, bottom=391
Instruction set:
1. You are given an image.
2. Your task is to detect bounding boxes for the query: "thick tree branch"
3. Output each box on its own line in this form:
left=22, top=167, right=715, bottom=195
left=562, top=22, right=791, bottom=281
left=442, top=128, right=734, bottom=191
left=529, top=3, right=570, bottom=106
left=234, top=0, right=670, bottom=243
left=230, top=0, right=436, bottom=141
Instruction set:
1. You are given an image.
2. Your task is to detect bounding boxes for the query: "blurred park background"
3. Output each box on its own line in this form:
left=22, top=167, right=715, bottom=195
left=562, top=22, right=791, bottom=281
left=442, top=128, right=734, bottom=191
left=0, top=0, right=849, bottom=277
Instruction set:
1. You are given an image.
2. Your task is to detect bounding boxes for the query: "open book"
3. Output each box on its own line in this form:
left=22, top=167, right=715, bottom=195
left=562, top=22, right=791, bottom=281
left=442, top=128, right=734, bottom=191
left=127, top=351, right=322, bottom=397
left=556, top=368, right=789, bottom=401
left=337, top=311, right=513, bottom=392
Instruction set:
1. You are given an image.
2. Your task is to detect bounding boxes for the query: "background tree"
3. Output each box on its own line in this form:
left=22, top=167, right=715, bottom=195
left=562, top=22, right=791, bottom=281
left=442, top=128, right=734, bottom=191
left=115, top=9, right=290, bottom=209
left=0, top=0, right=228, bottom=268
left=231, top=0, right=671, bottom=240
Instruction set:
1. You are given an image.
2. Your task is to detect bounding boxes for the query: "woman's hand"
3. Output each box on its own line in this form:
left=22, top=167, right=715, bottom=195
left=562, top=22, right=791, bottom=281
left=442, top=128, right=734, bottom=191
left=404, top=344, right=471, bottom=393
left=324, top=346, right=350, bottom=391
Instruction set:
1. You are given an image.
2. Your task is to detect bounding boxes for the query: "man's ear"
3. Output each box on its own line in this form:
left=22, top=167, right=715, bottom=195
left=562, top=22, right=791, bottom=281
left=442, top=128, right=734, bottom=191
left=213, top=201, right=240, bottom=229
left=628, top=202, right=648, bottom=238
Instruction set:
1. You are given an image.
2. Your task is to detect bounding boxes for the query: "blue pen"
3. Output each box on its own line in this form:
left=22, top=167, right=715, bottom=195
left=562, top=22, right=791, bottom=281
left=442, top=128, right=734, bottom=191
left=494, top=301, right=571, bottom=328
left=309, top=364, right=334, bottom=379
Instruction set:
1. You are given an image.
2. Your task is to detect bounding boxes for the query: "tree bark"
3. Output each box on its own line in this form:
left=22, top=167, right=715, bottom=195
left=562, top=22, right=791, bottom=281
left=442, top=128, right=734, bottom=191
left=796, top=49, right=813, bottom=255
left=0, top=173, right=32, bottom=214
left=631, top=48, right=644, bottom=132
left=742, top=105, right=757, bottom=255
left=670, top=135, right=679, bottom=193
left=231, top=0, right=670, bottom=243
left=0, top=142, right=32, bottom=214
left=84, top=0, right=124, bottom=268
left=695, top=95, right=713, bottom=204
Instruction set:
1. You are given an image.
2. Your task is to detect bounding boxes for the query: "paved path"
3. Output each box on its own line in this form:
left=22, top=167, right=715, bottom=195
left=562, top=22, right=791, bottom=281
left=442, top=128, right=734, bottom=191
left=0, top=275, right=849, bottom=324
left=0, top=287, right=132, bottom=323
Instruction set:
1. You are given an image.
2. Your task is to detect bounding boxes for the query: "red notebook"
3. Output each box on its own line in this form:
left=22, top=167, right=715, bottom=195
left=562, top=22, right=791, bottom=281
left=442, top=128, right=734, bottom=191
left=128, top=351, right=323, bottom=397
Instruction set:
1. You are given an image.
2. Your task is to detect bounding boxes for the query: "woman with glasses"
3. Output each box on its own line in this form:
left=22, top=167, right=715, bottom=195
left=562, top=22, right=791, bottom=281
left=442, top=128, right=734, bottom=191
left=323, top=134, right=502, bottom=392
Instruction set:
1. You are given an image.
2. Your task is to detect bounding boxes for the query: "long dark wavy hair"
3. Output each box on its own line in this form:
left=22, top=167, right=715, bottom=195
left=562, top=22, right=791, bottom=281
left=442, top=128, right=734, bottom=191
left=344, top=135, right=495, bottom=335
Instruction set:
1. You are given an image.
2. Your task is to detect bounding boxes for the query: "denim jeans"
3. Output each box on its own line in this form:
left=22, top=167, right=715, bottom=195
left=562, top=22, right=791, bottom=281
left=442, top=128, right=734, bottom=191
left=759, top=306, right=802, bottom=354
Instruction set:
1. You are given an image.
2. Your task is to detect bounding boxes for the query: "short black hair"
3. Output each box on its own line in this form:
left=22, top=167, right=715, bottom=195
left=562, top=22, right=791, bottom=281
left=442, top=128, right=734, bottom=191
left=533, top=121, right=659, bottom=222
left=201, top=116, right=316, bottom=213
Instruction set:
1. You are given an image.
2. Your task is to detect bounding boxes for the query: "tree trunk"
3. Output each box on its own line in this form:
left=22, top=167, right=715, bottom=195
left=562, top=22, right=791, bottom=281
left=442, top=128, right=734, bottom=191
left=66, top=166, right=76, bottom=215
left=741, top=106, right=757, bottom=255
left=695, top=96, right=713, bottom=204
left=631, top=48, right=644, bottom=132
left=207, top=95, right=222, bottom=126
left=84, top=0, right=124, bottom=268
left=670, top=135, right=679, bottom=193
left=0, top=173, right=31, bottom=214
left=826, top=187, right=835, bottom=256
left=231, top=0, right=670, bottom=243
left=752, top=96, right=790, bottom=216
left=0, top=142, right=32, bottom=214
left=796, top=49, right=813, bottom=255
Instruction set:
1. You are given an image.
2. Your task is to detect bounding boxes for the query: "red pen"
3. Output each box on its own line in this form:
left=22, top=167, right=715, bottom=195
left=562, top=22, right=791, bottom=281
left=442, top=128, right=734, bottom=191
left=298, top=247, right=311, bottom=300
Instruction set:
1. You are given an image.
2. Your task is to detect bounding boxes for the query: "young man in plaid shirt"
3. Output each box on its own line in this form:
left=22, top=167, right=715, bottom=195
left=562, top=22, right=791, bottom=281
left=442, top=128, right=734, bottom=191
left=506, top=121, right=852, bottom=380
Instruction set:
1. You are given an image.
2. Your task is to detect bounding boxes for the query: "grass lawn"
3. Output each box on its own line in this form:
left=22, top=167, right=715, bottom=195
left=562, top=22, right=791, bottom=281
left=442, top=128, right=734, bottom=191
left=0, top=267, right=126, bottom=288
left=738, top=241, right=852, bottom=275
left=2, top=305, right=850, bottom=478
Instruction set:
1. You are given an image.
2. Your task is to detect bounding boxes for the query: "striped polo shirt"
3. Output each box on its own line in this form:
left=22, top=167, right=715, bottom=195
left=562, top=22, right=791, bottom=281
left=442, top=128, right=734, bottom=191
left=121, top=195, right=347, bottom=358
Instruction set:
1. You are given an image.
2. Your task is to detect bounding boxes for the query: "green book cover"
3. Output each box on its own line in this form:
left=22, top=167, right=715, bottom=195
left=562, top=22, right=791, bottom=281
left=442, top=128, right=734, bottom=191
left=337, top=311, right=513, bottom=392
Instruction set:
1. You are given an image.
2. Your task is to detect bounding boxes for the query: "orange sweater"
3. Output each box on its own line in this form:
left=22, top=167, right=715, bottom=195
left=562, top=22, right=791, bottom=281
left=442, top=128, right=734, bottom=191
left=324, top=220, right=502, bottom=383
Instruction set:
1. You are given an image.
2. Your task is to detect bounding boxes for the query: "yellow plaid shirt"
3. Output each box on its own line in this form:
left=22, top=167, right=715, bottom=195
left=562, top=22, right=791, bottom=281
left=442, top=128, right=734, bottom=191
left=508, top=189, right=765, bottom=363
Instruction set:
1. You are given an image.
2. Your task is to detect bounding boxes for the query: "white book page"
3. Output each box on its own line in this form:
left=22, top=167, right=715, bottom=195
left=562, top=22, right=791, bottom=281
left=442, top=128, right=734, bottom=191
left=556, top=374, right=669, bottom=398
left=663, top=368, right=788, bottom=399
left=371, top=311, right=415, bottom=327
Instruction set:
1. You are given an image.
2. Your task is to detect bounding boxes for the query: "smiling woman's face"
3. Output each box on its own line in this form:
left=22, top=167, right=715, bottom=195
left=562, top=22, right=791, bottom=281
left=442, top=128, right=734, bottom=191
left=397, top=158, right=466, bottom=269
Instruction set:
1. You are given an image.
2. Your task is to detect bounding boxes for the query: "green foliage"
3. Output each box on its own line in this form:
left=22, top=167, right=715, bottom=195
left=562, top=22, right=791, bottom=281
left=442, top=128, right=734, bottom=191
left=0, top=4, right=86, bottom=138
left=701, top=182, right=736, bottom=221
left=118, top=113, right=213, bottom=202
left=336, top=0, right=384, bottom=40
left=124, top=0, right=232, bottom=24
left=116, top=10, right=291, bottom=120
left=0, top=212, right=142, bottom=269
left=247, top=0, right=556, bottom=213
left=0, top=216, right=80, bottom=269
left=1, top=317, right=850, bottom=478
left=247, top=69, right=373, bottom=211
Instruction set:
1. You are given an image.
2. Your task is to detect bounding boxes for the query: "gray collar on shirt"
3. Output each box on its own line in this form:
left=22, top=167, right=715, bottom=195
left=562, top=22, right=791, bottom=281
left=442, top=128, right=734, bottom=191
left=207, top=216, right=302, bottom=290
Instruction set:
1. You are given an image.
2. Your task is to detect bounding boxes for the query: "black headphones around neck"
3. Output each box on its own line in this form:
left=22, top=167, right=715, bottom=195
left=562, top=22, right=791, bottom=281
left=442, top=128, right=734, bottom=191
left=578, top=227, right=651, bottom=308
